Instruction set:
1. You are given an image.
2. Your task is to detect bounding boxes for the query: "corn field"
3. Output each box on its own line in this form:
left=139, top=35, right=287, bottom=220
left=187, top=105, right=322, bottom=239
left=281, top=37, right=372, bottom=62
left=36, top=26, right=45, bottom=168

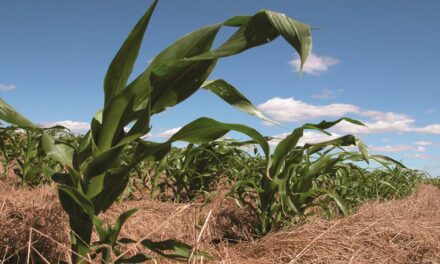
left=0, top=1, right=433, bottom=263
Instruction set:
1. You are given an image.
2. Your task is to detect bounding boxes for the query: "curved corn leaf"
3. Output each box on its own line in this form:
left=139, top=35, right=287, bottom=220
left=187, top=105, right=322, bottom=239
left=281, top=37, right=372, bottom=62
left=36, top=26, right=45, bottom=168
left=370, top=154, right=406, bottom=168
left=265, top=10, right=312, bottom=70
left=129, top=117, right=270, bottom=176
left=140, top=239, right=211, bottom=261
left=315, top=188, right=348, bottom=216
left=110, top=208, right=138, bottom=244
left=0, top=98, right=38, bottom=129
left=305, top=134, right=357, bottom=154
left=202, top=79, right=278, bottom=125
left=303, top=117, right=364, bottom=134
left=190, top=10, right=311, bottom=62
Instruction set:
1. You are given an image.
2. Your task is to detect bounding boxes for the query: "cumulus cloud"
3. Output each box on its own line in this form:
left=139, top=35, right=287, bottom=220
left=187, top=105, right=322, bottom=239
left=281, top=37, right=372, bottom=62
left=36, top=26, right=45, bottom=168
left=312, top=88, right=343, bottom=100
left=415, top=141, right=432, bottom=146
left=40, top=120, right=90, bottom=133
left=370, top=144, right=426, bottom=153
left=290, top=53, right=339, bottom=75
left=0, top=83, right=16, bottom=92
left=410, top=124, right=440, bottom=134
left=157, top=127, right=182, bottom=139
left=332, top=111, right=416, bottom=134
left=258, top=97, right=359, bottom=123
left=404, top=153, right=440, bottom=160
left=259, top=97, right=440, bottom=135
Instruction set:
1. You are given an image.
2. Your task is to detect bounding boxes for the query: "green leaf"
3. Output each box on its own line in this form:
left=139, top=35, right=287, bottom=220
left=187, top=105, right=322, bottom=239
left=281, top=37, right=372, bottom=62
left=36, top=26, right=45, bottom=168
left=191, top=11, right=279, bottom=60
left=41, top=133, right=74, bottom=169
left=115, top=253, right=154, bottom=264
left=270, top=127, right=303, bottom=177
left=126, top=23, right=222, bottom=116
left=0, top=98, right=37, bottom=129
left=370, top=154, right=406, bottom=168
left=303, top=117, right=364, bottom=133
left=58, top=184, right=96, bottom=217
left=202, top=79, right=277, bottom=125
left=170, top=117, right=270, bottom=159
left=84, top=145, right=124, bottom=197
left=355, top=137, right=370, bottom=162
left=141, top=239, right=211, bottom=261
left=189, top=10, right=312, bottom=65
left=110, top=208, right=138, bottom=243
left=150, top=60, right=216, bottom=114
left=92, top=215, right=107, bottom=241
left=91, top=168, right=131, bottom=212
left=305, top=134, right=357, bottom=154
left=130, top=117, right=270, bottom=180
left=265, top=10, right=312, bottom=71
left=103, top=0, right=158, bottom=104
left=316, top=188, right=349, bottom=216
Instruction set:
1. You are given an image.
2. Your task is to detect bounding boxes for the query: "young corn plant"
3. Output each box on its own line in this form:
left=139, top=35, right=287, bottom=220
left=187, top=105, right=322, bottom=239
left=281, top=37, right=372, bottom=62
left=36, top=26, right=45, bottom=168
left=0, top=125, right=21, bottom=175
left=232, top=122, right=416, bottom=235
left=0, top=1, right=314, bottom=262
left=152, top=140, right=254, bottom=202
left=232, top=119, right=373, bottom=235
left=0, top=125, right=64, bottom=185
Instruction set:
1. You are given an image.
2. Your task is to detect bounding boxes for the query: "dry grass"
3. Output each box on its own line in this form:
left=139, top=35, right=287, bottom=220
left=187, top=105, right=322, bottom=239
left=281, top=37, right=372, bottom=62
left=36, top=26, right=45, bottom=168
left=223, top=185, right=440, bottom=264
left=1, top=181, right=439, bottom=263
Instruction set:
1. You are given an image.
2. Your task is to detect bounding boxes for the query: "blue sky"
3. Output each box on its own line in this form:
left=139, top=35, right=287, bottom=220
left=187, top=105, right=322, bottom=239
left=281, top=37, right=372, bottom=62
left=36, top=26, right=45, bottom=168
left=1, top=0, right=439, bottom=176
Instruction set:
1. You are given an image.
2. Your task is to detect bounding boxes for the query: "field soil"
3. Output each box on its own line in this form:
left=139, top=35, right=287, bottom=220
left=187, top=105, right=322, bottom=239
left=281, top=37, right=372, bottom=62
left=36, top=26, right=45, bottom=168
left=1, top=175, right=440, bottom=263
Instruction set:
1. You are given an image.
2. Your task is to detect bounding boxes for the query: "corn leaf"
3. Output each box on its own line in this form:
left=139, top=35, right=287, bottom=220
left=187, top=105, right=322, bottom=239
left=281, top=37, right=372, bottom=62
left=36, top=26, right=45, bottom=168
left=202, top=79, right=277, bottom=125
left=103, top=0, right=158, bottom=104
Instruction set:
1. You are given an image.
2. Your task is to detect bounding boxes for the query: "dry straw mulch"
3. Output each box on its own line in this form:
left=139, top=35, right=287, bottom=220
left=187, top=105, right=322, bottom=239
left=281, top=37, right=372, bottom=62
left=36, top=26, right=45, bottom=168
left=1, top=179, right=439, bottom=263
left=223, top=185, right=440, bottom=264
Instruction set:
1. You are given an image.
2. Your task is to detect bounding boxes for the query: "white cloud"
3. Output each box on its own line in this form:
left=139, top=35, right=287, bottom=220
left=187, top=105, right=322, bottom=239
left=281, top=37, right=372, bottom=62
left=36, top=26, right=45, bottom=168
left=370, top=144, right=426, bottom=153
left=269, top=131, right=342, bottom=147
left=157, top=127, right=182, bottom=139
left=312, top=88, right=343, bottom=100
left=415, top=141, right=432, bottom=146
left=290, top=53, right=339, bottom=75
left=332, top=111, right=440, bottom=135
left=0, top=83, right=16, bottom=92
left=258, top=97, right=359, bottom=123
left=410, top=124, right=440, bottom=134
left=40, top=120, right=90, bottom=133
left=259, top=97, right=440, bottom=136
left=361, top=111, right=415, bottom=133
left=404, top=153, right=440, bottom=160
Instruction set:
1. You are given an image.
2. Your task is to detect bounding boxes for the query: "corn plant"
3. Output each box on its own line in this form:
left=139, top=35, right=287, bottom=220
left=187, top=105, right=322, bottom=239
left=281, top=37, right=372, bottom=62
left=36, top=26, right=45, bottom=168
left=146, top=140, right=254, bottom=202
left=425, top=176, right=440, bottom=189
left=231, top=122, right=420, bottom=235
left=231, top=119, right=371, bottom=234
left=0, top=0, right=314, bottom=262
left=0, top=125, right=65, bottom=185
left=0, top=125, right=21, bottom=175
